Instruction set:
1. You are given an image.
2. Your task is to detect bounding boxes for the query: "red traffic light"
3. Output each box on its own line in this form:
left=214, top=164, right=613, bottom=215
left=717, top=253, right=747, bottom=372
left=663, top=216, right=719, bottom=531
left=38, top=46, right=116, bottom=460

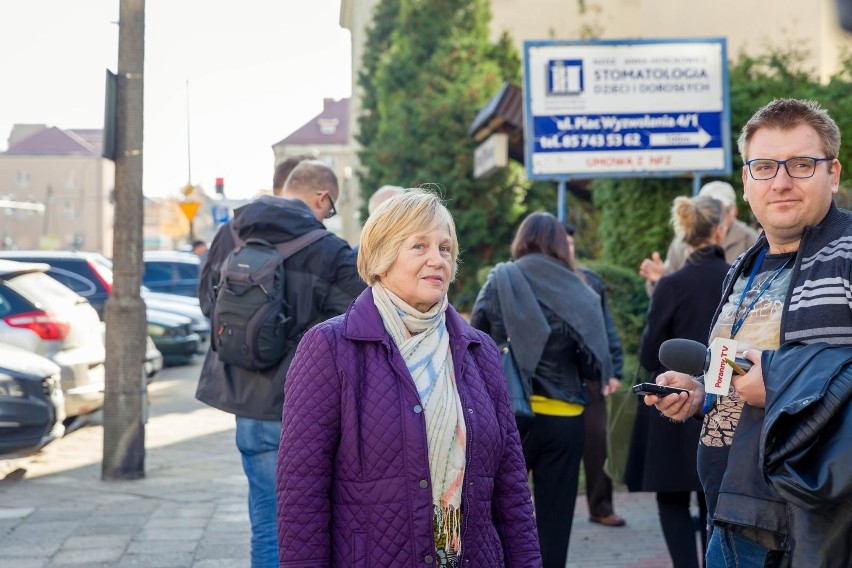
left=215, top=177, right=224, bottom=195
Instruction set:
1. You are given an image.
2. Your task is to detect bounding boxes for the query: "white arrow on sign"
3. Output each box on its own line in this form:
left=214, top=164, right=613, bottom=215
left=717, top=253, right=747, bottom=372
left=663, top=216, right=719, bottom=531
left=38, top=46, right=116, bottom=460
left=649, top=128, right=712, bottom=148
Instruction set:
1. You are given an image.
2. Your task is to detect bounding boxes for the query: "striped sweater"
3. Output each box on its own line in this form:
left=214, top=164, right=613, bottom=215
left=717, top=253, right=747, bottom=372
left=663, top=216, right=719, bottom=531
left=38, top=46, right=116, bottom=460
left=718, top=202, right=852, bottom=345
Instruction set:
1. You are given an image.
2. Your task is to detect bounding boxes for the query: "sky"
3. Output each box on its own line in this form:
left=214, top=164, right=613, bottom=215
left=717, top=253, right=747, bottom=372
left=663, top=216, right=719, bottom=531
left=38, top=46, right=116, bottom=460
left=0, top=1, right=351, bottom=200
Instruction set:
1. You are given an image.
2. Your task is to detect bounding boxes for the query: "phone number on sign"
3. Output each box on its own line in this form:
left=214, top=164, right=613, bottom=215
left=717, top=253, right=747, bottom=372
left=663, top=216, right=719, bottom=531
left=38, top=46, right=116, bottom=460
left=538, top=132, right=643, bottom=150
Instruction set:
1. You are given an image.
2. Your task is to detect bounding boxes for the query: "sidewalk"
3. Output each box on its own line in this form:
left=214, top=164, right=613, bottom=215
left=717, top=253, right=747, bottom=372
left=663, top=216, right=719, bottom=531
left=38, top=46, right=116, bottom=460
left=0, top=361, right=678, bottom=568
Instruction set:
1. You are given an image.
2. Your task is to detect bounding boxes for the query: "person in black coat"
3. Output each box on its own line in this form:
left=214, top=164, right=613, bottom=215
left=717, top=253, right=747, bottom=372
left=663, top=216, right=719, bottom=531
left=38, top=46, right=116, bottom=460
left=625, top=194, right=730, bottom=568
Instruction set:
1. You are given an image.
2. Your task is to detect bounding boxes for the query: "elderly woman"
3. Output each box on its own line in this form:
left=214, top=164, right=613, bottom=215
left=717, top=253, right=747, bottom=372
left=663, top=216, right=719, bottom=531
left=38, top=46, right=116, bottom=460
left=470, top=212, right=612, bottom=568
left=276, top=189, right=542, bottom=568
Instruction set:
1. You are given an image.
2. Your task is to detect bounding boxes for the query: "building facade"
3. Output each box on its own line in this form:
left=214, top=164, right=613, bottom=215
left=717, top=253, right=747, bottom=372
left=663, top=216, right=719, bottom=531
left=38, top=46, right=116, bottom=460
left=0, top=124, right=114, bottom=255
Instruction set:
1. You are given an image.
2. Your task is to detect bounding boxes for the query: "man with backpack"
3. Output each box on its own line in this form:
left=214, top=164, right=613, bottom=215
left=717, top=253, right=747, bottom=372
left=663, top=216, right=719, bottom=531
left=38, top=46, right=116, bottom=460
left=196, top=159, right=365, bottom=567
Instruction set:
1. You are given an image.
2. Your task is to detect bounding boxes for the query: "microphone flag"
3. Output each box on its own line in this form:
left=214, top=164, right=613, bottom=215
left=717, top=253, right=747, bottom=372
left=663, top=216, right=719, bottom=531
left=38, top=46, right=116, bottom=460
left=706, top=337, right=737, bottom=395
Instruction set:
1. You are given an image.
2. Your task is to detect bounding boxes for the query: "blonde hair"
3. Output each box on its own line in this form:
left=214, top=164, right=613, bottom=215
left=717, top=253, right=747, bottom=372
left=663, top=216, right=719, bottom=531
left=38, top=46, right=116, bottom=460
left=671, top=195, right=724, bottom=248
left=357, top=188, right=459, bottom=285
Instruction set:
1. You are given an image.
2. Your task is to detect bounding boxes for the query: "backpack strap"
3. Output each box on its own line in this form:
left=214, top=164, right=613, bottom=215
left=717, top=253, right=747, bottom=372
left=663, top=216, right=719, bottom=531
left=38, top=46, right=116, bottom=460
left=229, top=222, right=328, bottom=260
left=273, top=228, right=329, bottom=260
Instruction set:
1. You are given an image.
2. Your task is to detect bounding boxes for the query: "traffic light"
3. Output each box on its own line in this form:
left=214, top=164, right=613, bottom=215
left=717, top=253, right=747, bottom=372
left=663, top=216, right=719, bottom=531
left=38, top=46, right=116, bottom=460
left=215, top=177, right=224, bottom=195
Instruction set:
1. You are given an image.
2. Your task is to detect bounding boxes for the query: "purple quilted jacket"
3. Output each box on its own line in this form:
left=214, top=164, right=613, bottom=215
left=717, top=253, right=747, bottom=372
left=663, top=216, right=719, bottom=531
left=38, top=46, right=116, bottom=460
left=276, top=288, right=542, bottom=567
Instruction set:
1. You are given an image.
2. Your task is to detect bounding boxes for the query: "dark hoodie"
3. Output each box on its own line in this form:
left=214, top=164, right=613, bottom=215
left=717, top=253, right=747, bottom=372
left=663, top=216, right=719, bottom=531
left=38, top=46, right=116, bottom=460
left=196, top=195, right=365, bottom=420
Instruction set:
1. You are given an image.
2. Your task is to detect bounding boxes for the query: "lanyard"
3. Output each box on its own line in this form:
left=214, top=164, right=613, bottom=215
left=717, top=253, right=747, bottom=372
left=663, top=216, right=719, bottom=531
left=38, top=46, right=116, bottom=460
left=729, top=247, right=792, bottom=339
left=702, top=247, right=792, bottom=415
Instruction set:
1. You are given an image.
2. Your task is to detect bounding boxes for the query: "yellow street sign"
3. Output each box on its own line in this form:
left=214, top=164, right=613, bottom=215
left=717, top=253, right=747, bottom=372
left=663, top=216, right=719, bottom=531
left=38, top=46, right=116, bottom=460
left=181, top=183, right=194, bottom=197
left=179, top=200, right=201, bottom=222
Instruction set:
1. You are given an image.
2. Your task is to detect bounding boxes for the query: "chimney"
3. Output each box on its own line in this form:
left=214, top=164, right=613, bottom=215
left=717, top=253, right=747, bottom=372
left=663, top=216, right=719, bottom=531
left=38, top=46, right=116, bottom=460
left=323, top=98, right=334, bottom=110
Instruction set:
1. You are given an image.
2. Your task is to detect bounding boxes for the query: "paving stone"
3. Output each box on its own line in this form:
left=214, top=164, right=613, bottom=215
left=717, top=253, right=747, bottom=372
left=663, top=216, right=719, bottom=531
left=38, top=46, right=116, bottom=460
left=133, top=527, right=205, bottom=542
left=61, top=534, right=132, bottom=550
left=116, top=552, right=195, bottom=567
left=47, top=546, right=125, bottom=565
left=126, top=539, right=198, bottom=554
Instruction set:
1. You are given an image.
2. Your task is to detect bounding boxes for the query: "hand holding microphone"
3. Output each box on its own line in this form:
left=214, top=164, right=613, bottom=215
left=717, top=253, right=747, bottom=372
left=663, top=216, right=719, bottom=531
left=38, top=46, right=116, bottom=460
left=658, top=338, right=766, bottom=408
left=657, top=338, right=753, bottom=376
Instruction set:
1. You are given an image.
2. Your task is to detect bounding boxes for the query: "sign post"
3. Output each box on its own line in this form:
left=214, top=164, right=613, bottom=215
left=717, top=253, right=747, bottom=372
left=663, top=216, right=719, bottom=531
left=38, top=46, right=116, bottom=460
left=523, top=38, right=731, bottom=218
left=179, top=200, right=201, bottom=243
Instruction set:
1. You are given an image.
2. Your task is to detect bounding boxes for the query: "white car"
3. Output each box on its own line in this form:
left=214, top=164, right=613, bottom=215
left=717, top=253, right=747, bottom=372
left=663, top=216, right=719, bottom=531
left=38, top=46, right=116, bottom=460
left=0, top=260, right=106, bottom=418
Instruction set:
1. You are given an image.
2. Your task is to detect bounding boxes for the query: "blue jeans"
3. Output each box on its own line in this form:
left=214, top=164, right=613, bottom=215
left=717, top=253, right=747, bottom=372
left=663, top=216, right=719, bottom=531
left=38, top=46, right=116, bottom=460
left=707, top=526, right=784, bottom=568
left=235, top=416, right=281, bottom=568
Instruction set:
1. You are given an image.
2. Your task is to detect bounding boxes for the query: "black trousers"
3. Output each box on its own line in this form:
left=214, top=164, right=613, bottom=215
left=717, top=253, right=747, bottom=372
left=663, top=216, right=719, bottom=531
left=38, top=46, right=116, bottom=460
left=583, top=384, right=615, bottom=518
left=522, top=413, right=585, bottom=568
left=657, top=491, right=708, bottom=568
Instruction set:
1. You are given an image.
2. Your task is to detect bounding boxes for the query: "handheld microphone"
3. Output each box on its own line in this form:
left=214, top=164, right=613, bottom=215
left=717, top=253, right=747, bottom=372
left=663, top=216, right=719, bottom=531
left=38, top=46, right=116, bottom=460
left=658, top=338, right=753, bottom=376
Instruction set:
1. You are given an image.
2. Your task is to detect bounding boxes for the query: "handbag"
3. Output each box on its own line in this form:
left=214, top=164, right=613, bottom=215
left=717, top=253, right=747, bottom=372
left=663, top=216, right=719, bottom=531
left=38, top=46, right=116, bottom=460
left=499, top=338, right=534, bottom=427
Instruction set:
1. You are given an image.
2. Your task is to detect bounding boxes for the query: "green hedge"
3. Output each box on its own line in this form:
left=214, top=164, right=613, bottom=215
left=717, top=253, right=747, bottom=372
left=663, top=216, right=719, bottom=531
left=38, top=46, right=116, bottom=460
left=581, top=260, right=649, bottom=380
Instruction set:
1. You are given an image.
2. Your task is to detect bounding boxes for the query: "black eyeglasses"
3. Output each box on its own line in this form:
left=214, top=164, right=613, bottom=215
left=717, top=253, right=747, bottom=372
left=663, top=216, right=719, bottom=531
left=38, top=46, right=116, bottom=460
left=745, top=156, right=833, bottom=180
left=316, top=191, right=337, bottom=219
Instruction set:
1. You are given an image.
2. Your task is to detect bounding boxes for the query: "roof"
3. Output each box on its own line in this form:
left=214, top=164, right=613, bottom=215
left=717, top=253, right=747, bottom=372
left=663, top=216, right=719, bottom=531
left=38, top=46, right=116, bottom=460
left=469, top=81, right=523, bottom=138
left=2, top=126, right=102, bottom=156
left=0, top=258, right=50, bottom=278
left=468, top=81, right=525, bottom=163
left=273, top=98, right=350, bottom=147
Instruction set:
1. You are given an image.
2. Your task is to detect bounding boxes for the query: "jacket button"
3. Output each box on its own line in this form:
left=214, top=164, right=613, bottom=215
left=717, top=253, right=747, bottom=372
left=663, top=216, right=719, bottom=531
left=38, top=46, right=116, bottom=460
left=424, top=555, right=433, bottom=564
left=419, top=479, right=428, bottom=489
left=414, top=404, right=423, bottom=413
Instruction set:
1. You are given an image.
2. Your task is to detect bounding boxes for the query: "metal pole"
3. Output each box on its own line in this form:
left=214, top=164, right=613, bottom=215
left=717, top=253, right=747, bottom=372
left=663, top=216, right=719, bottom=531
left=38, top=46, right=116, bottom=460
left=693, top=173, right=703, bottom=196
left=557, top=180, right=566, bottom=222
left=103, top=0, right=147, bottom=480
left=186, top=79, right=192, bottom=185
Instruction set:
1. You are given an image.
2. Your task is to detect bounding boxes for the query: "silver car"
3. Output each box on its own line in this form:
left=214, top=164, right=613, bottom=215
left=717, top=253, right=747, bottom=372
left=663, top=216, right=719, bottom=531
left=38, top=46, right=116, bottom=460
left=0, top=260, right=106, bottom=418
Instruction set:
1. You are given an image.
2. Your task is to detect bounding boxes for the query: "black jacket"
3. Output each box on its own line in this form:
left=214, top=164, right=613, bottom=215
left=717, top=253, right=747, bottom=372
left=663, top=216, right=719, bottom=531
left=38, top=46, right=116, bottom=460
left=470, top=265, right=615, bottom=406
left=196, top=196, right=366, bottom=420
left=580, top=268, right=624, bottom=380
left=757, top=342, right=852, bottom=567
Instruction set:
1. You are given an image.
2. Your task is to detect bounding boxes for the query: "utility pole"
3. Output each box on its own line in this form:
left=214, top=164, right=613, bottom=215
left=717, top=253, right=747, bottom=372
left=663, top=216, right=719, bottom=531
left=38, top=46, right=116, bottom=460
left=103, top=0, right=147, bottom=480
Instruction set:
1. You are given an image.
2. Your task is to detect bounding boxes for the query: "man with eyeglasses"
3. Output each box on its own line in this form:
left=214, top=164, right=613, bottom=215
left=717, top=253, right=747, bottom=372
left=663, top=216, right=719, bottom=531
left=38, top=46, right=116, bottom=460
left=647, top=99, right=852, bottom=567
left=197, top=158, right=365, bottom=567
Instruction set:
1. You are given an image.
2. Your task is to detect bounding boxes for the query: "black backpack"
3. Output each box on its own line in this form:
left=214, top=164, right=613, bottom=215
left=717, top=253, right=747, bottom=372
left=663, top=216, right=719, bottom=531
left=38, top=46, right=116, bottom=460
left=210, top=226, right=327, bottom=371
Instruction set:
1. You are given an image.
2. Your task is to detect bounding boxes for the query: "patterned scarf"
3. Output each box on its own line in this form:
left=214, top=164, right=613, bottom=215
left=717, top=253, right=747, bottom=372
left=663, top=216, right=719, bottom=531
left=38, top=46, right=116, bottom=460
left=372, top=283, right=466, bottom=557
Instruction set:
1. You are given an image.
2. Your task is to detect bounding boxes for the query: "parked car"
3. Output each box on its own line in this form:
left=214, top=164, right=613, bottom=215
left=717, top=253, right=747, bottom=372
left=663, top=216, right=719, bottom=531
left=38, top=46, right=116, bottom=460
left=146, top=309, right=200, bottom=366
left=141, top=290, right=209, bottom=353
left=0, top=251, right=209, bottom=352
left=0, top=260, right=105, bottom=418
left=0, top=343, right=66, bottom=457
left=142, top=251, right=201, bottom=297
left=144, top=335, right=164, bottom=382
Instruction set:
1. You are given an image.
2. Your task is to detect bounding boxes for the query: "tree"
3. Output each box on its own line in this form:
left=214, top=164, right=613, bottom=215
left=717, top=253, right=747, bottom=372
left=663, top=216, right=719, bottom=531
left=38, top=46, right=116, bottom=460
left=356, top=0, right=525, bottom=308
left=103, top=0, right=147, bottom=480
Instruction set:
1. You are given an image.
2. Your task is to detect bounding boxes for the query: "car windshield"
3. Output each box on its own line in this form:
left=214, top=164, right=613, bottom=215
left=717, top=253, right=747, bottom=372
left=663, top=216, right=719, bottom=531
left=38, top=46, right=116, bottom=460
left=4, top=272, right=86, bottom=312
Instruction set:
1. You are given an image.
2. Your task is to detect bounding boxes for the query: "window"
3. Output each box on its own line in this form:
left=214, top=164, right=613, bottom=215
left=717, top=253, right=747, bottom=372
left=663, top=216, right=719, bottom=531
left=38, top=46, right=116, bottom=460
left=47, top=268, right=96, bottom=296
left=143, top=262, right=174, bottom=283
left=175, top=262, right=199, bottom=279
left=15, top=171, right=29, bottom=189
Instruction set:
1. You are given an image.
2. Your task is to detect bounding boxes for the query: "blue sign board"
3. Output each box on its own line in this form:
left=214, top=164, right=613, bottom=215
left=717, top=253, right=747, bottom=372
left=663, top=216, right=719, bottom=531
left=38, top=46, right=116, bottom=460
left=523, top=38, right=731, bottom=180
left=211, top=205, right=230, bottom=226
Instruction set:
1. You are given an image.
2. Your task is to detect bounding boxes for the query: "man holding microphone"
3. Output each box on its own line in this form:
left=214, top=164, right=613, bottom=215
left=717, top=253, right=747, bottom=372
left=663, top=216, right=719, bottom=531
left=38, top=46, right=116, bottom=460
left=648, top=99, right=852, bottom=567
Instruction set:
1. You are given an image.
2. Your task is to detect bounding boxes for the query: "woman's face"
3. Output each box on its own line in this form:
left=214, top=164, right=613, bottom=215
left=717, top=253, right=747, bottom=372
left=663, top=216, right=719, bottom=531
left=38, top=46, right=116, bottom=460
left=381, top=225, right=453, bottom=312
